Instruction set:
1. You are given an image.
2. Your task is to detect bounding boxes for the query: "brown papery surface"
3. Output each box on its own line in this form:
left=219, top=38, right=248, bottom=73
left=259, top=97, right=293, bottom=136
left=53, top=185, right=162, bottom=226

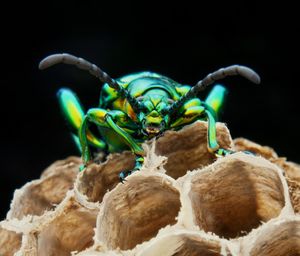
left=1, top=121, right=299, bottom=256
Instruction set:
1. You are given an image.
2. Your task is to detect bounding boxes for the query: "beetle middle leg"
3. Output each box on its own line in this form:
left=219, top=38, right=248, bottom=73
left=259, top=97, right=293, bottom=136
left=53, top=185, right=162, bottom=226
left=118, top=155, right=144, bottom=182
left=79, top=108, right=144, bottom=181
left=57, top=88, right=107, bottom=154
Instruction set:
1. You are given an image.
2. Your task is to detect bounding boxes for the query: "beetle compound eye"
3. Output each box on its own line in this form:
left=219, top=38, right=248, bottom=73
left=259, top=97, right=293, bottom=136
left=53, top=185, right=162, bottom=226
left=161, top=107, right=170, bottom=115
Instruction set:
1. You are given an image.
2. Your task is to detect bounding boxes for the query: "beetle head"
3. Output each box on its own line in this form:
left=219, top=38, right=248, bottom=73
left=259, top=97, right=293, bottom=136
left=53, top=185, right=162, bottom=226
left=137, top=95, right=171, bottom=137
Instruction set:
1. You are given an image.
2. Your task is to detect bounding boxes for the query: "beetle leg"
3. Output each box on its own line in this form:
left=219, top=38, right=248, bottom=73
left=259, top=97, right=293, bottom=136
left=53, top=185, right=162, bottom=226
left=205, top=109, right=220, bottom=152
left=119, top=155, right=144, bottom=182
left=105, top=114, right=145, bottom=180
left=205, top=109, right=234, bottom=156
left=204, top=109, right=254, bottom=157
left=79, top=108, right=145, bottom=178
left=170, top=99, right=232, bottom=156
left=170, top=99, right=206, bottom=128
left=105, top=114, right=144, bottom=155
left=57, top=88, right=106, bottom=152
left=205, top=84, right=228, bottom=118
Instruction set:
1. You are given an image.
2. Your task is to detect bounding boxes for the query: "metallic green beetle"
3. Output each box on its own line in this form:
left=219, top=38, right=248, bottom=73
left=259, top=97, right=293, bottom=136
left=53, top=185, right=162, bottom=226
left=39, top=53, right=260, bottom=181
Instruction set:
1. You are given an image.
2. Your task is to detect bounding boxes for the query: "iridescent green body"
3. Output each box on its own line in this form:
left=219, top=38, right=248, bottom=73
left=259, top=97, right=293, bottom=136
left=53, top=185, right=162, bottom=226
left=39, top=53, right=260, bottom=181
left=59, top=72, right=226, bottom=174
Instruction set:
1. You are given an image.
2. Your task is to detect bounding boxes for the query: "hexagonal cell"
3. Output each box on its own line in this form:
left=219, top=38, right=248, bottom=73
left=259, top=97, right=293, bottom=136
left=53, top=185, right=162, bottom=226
left=96, top=173, right=181, bottom=250
left=189, top=153, right=287, bottom=238
left=155, top=121, right=232, bottom=179
left=136, top=231, right=222, bottom=256
left=247, top=219, right=300, bottom=256
left=0, top=226, right=22, bottom=256
left=37, top=197, right=98, bottom=256
left=76, top=152, right=135, bottom=203
left=234, top=137, right=300, bottom=213
left=8, top=157, right=79, bottom=219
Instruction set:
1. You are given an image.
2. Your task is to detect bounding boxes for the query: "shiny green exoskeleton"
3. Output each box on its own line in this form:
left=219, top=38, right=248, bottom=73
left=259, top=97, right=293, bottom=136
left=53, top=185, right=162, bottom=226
left=39, top=53, right=260, bottom=181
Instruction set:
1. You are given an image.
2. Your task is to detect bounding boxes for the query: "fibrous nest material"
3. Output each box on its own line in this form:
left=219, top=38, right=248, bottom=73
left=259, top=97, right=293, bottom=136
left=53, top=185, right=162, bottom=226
left=1, top=121, right=300, bottom=256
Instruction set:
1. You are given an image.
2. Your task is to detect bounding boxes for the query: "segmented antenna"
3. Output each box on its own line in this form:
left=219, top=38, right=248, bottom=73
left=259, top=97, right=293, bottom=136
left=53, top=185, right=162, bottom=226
left=39, top=53, right=142, bottom=112
left=167, top=65, right=261, bottom=116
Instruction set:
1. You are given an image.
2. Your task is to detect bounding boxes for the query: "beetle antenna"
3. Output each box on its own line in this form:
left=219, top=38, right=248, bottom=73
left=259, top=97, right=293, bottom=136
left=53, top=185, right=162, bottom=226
left=39, top=53, right=142, bottom=112
left=167, top=65, right=260, bottom=116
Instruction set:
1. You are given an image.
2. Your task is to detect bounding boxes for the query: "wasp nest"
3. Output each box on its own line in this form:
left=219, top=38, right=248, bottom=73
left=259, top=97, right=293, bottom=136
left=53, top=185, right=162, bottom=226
left=1, top=121, right=300, bottom=256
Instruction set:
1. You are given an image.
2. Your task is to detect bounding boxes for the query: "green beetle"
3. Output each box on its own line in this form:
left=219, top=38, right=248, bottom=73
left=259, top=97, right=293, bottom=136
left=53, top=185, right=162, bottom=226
left=39, top=53, right=260, bottom=181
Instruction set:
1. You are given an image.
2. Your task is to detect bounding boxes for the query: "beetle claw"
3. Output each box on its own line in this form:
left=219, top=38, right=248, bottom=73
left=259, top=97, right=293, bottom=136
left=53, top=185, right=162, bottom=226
left=120, top=178, right=127, bottom=184
left=119, top=171, right=128, bottom=183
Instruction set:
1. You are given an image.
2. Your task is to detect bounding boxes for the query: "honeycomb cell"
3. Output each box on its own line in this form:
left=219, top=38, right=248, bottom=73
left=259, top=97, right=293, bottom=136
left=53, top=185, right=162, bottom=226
left=234, top=137, right=300, bottom=214
left=76, top=152, right=135, bottom=203
left=155, top=121, right=232, bottom=179
left=248, top=219, right=300, bottom=256
left=96, top=174, right=181, bottom=250
left=7, top=157, right=79, bottom=219
left=189, top=153, right=286, bottom=238
left=37, top=197, right=98, bottom=256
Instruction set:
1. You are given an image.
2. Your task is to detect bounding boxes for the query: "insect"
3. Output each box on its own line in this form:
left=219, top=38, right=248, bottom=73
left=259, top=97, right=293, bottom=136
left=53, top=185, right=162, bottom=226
left=39, top=53, right=260, bottom=182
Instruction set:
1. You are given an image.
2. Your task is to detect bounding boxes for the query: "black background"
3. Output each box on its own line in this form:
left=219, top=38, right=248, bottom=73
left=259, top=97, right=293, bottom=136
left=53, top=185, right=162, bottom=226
left=1, top=1, right=299, bottom=219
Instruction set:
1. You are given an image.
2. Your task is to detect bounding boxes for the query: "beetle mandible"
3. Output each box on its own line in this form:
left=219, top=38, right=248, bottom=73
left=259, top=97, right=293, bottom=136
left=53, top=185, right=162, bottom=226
left=39, top=53, right=260, bottom=182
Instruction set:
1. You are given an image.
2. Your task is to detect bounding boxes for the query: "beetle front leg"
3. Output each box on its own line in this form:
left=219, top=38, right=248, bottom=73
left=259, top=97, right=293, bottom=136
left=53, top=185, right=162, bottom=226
left=79, top=108, right=145, bottom=180
left=204, top=109, right=255, bottom=157
left=79, top=115, right=95, bottom=170
left=205, top=109, right=234, bottom=156
left=104, top=115, right=145, bottom=181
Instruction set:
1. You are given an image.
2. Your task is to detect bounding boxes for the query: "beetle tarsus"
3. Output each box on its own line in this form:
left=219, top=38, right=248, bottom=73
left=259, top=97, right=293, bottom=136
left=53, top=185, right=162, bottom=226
left=214, top=148, right=256, bottom=158
left=119, top=167, right=142, bottom=182
left=214, top=148, right=234, bottom=157
left=119, top=170, right=132, bottom=183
